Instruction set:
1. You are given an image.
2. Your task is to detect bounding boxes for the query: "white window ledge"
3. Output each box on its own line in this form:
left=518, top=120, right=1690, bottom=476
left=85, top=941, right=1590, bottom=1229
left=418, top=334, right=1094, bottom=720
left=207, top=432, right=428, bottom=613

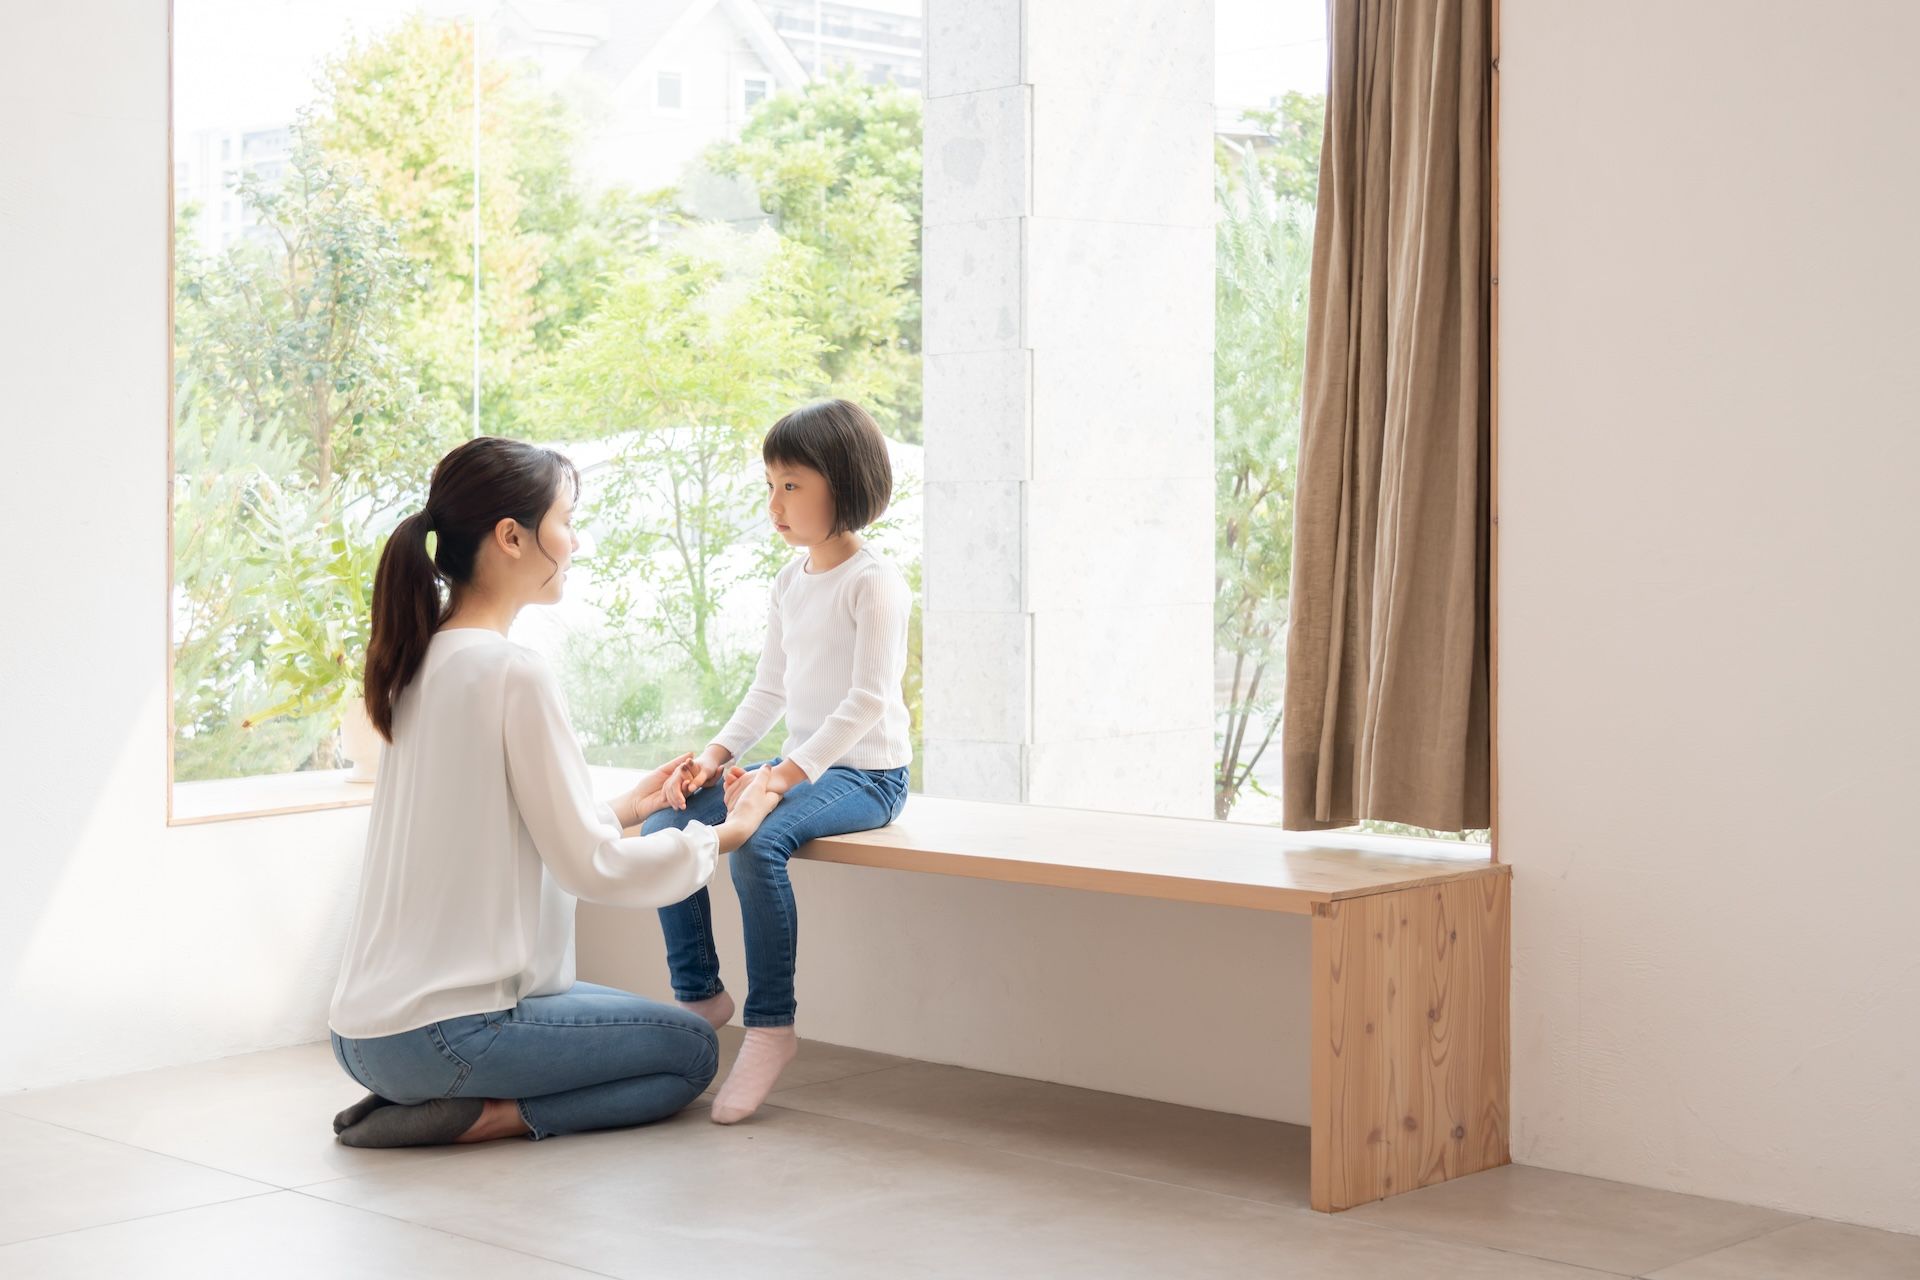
left=169, top=766, right=1493, bottom=866
left=169, top=768, right=374, bottom=826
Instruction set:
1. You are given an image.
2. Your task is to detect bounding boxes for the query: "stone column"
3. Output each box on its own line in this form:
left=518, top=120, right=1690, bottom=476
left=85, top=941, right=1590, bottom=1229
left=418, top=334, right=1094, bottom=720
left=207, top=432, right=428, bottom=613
left=920, top=0, right=1215, bottom=817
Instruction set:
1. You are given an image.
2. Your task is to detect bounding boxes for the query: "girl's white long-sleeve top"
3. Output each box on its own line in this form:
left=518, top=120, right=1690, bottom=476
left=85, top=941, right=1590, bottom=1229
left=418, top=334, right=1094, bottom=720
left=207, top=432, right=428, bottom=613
left=328, top=628, right=717, bottom=1040
left=712, top=548, right=913, bottom=781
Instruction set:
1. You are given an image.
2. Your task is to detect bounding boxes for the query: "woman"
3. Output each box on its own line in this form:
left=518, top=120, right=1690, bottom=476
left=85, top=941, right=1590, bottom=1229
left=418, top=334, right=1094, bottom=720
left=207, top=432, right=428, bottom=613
left=327, top=436, right=781, bottom=1147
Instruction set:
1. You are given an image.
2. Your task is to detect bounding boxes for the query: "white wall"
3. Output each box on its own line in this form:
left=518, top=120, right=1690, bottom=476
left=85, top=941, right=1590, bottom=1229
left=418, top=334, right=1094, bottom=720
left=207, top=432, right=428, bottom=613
left=580, top=869, right=1312, bottom=1122
left=0, top=2, right=368, bottom=1093
left=1501, top=0, right=1920, bottom=1236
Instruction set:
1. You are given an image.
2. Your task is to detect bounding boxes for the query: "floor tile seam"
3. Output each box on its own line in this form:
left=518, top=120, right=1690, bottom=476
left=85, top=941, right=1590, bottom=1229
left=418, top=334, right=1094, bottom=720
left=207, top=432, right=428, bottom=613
left=774, top=1058, right=1306, bottom=1129
left=753, top=1097, right=1318, bottom=1215
left=0, top=1187, right=284, bottom=1251
left=283, top=1186, right=626, bottom=1279
left=1628, top=1214, right=1817, bottom=1278
left=768, top=1060, right=918, bottom=1096
left=0, top=1110, right=289, bottom=1189
left=1335, top=1210, right=1716, bottom=1279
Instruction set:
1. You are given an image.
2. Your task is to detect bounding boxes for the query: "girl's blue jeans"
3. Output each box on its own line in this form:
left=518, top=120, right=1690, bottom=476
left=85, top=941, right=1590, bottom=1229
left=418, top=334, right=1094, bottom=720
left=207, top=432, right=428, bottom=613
left=646, top=759, right=909, bottom=1028
left=330, top=982, right=718, bottom=1140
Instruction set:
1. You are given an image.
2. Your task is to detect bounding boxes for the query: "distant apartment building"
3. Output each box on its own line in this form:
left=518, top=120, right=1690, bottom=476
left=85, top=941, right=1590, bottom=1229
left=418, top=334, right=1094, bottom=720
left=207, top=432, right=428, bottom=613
left=755, top=0, right=923, bottom=89
left=174, top=125, right=291, bottom=253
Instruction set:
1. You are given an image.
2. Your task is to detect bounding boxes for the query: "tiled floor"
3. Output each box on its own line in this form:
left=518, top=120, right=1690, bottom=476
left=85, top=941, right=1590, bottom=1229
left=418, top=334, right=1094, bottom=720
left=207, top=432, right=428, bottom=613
left=2, top=1030, right=1914, bottom=1279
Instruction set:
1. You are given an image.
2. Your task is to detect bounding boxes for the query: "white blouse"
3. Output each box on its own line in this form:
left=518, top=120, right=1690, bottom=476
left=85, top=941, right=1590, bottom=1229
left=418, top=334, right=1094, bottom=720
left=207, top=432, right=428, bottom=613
left=328, top=628, right=717, bottom=1040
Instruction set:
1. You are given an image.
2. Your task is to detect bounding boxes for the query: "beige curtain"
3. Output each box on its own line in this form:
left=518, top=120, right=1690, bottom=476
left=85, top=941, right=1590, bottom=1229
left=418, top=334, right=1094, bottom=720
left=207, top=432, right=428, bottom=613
left=1280, top=0, right=1492, bottom=832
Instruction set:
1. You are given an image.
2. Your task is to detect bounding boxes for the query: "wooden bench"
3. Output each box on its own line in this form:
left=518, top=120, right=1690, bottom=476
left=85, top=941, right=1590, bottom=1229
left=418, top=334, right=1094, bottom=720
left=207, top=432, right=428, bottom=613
left=795, top=795, right=1511, bottom=1213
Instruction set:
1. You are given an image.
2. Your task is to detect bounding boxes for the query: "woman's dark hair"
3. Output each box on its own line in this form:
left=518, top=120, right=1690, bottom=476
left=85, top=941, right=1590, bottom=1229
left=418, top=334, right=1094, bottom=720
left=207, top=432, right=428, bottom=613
left=763, top=399, right=893, bottom=536
left=364, top=436, right=579, bottom=741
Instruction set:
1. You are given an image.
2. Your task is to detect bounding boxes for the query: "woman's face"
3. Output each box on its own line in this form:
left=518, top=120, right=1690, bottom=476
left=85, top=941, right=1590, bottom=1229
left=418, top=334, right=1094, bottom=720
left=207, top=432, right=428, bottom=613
left=767, top=461, right=835, bottom=547
left=525, top=482, right=579, bottom=605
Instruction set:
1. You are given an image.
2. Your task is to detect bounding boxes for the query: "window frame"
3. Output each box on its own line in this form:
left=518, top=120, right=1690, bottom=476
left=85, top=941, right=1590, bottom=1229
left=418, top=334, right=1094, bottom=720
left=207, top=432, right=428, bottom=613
left=738, top=71, right=771, bottom=117
left=654, top=67, right=685, bottom=114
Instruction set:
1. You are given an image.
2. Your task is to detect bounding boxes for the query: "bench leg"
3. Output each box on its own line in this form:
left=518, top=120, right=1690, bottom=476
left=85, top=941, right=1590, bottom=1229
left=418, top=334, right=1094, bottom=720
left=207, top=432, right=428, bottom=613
left=1309, top=874, right=1510, bottom=1212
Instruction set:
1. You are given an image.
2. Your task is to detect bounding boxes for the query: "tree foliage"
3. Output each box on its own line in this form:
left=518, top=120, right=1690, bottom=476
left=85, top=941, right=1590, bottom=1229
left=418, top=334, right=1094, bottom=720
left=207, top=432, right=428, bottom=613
left=175, top=137, right=439, bottom=492
left=538, top=226, right=826, bottom=722
left=707, top=73, right=923, bottom=440
left=1212, top=98, right=1321, bottom=818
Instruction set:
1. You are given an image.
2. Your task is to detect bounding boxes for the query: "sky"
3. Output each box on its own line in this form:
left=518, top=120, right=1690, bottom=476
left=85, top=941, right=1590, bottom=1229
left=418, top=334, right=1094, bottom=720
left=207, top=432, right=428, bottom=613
left=173, top=0, right=443, bottom=138
left=173, top=0, right=1328, bottom=138
left=1215, top=0, right=1328, bottom=113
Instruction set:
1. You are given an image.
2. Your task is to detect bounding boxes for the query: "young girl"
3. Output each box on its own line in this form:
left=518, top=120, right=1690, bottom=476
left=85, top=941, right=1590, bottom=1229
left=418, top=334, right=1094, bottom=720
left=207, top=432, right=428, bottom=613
left=327, top=436, right=783, bottom=1148
left=645, top=399, right=913, bottom=1124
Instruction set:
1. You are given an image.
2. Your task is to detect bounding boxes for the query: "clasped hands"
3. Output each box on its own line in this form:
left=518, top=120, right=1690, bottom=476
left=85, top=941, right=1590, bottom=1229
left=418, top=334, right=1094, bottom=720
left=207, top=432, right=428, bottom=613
left=613, top=746, right=796, bottom=830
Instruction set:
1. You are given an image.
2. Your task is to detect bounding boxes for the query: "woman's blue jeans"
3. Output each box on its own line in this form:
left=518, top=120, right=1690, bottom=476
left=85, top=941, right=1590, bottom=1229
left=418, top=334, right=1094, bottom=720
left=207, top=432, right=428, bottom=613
left=330, top=982, right=717, bottom=1140
left=647, top=759, right=909, bottom=1028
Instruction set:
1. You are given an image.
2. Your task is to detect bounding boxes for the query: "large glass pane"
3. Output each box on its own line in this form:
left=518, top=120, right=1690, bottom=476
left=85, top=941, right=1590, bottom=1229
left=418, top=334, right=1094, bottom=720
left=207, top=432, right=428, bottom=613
left=171, top=1, right=927, bottom=794
left=171, top=1, right=480, bottom=784
left=1212, top=0, right=1328, bottom=822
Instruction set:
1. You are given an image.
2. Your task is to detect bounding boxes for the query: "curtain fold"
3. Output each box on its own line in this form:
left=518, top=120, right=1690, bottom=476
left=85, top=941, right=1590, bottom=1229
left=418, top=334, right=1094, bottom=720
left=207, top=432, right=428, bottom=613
left=1280, top=0, right=1492, bottom=832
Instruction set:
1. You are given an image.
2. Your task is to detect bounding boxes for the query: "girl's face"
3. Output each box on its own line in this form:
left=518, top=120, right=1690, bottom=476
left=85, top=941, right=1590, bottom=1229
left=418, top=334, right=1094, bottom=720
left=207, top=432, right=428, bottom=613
left=767, top=461, right=836, bottom=547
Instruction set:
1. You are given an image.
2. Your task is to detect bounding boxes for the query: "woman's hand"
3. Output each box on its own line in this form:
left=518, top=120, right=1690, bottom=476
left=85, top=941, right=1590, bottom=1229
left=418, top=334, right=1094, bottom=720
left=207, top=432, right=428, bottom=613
left=715, top=767, right=783, bottom=851
left=662, top=745, right=731, bottom=811
left=614, top=752, right=694, bottom=828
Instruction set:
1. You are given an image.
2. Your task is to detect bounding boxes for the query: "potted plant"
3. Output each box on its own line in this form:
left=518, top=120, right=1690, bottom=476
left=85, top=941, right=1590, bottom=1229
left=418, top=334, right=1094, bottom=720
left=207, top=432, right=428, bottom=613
left=243, top=483, right=384, bottom=781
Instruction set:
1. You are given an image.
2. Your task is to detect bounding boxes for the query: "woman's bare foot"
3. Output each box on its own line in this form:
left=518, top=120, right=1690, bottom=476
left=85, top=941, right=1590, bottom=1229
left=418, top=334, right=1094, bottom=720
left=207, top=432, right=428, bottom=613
left=456, top=1097, right=531, bottom=1143
left=678, top=990, right=735, bottom=1031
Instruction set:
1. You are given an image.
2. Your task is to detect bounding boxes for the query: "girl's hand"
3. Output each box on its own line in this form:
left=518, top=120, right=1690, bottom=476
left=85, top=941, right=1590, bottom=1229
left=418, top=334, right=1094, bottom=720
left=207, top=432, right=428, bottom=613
left=663, top=746, right=729, bottom=810
left=617, top=752, right=694, bottom=827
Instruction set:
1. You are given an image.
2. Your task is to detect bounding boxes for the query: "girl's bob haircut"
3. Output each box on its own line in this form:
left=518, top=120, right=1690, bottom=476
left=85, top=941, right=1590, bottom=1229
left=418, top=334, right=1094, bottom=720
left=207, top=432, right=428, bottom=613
left=762, top=399, right=893, bottom=536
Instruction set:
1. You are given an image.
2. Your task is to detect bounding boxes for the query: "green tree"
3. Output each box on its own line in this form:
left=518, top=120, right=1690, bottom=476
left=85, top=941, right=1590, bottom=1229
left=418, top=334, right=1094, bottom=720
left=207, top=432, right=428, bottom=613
left=172, top=136, right=435, bottom=776
left=1220, top=91, right=1326, bottom=205
left=238, top=478, right=383, bottom=730
left=170, top=399, right=336, bottom=780
left=538, top=226, right=827, bottom=726
left=1213, top=155, right=1314, bottom=818
left=707, top=73, right=923, bottom=440
left=174, top=135, right=441, bottom=492
left=308, top=15, right=648, bottom=437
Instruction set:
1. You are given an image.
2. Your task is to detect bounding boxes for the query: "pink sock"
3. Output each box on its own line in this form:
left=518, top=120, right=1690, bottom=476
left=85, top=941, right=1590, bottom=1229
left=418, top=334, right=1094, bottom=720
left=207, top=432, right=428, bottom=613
left=710, top=1026, right=798, bottom=1124
left=679, top=991, right=735, bottom=1031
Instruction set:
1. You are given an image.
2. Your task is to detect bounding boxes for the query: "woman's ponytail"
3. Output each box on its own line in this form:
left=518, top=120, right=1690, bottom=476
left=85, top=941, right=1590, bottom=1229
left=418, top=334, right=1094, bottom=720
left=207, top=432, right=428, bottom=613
left=364, top=510, right=442, bottom=741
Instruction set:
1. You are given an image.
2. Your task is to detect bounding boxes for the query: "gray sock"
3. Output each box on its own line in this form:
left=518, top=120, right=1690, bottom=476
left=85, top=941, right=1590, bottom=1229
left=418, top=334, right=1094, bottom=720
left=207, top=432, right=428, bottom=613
left=332, top=1092, right=394, bottom=1135
left=336, top=1097, right=484, bottom=1148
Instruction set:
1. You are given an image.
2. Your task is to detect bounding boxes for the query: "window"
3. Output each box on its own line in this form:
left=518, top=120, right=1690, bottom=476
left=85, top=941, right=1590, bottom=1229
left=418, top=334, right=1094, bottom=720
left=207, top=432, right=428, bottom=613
left=656, top=70, right=683, bottom=111
left=1211, top=0, right=1328, bottom=824
left=1209, top=2, right=1483, bottom=842
left=169, top=2, right=926, bottom=817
